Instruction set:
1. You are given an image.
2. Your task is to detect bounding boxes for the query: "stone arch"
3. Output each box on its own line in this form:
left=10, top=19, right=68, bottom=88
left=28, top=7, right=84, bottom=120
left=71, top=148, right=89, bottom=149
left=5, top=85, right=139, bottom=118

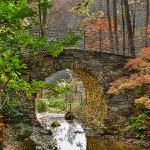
left=72, top=69, right=107, bottom=127
left=25, top=66, right=107, bottom=127
left=22, top=50, right=127, bottom=126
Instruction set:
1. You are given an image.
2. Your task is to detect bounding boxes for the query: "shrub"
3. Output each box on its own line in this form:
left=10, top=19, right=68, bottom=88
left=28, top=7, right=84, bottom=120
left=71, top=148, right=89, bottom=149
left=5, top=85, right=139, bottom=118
left=15, top=130, right=32, bottom=141
left=11, top=123, right=32, bottom=142
left=48, top=98, right=65, bottom=111
left=1, top=94, right=22, bottom=118
left=36, top=99, right=49, bottom=113
left=11, top=123, right=27, bottom=131
left=126, top=113, right=148, bottom=139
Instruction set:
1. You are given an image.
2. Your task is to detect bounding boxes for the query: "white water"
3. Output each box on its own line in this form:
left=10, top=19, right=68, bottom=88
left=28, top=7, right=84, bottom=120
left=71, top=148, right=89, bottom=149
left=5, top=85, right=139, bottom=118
left=37, top=113, right=145, bottom=150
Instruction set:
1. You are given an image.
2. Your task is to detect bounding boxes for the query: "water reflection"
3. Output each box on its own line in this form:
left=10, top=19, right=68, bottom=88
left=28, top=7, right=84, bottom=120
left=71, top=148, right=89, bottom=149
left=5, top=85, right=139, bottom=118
left=87, top=136, right=139, bottom=150
left=54, top=120, right=86, bottom=150
left=37, top=113, right=145, bottom=150
left=53, top=119, right=140, bottom=150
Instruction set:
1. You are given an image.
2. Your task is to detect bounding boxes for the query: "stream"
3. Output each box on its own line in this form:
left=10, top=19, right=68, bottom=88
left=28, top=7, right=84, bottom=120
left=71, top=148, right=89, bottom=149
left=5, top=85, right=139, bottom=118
left=37, top=113, right=147, bottom=150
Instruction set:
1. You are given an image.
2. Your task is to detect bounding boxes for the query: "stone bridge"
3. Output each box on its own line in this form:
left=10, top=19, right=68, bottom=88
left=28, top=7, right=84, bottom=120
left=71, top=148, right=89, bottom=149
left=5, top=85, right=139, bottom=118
left=23, top=49, right=133, bottom=126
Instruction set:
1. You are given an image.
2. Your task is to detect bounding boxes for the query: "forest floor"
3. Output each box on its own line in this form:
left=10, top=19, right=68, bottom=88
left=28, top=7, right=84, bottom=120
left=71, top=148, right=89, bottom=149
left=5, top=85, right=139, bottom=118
left=3, top=126, right=24, bottom=150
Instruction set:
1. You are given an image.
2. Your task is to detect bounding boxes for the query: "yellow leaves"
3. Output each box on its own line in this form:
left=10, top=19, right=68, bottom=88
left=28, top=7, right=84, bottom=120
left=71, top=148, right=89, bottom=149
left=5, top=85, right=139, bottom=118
left=108, top=77, right=131, bottom=94
left=135, top=96, right=150, bottom=110
left=128, top=0, right=144, bottom=5
left=72, top=0, right=89, bottom=15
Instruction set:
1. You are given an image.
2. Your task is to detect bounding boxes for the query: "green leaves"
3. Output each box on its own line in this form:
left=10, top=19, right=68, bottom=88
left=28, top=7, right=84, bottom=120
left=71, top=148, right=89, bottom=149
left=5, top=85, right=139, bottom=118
left=0, top=1, right=34, bottom=28
left=0, top=52, right=26, bottom=91
left=39, top=0, right=52, bottom=14
left=0, top=0, right=37, bottom=95
left=45, top=29, right=81, bottom=57
left=0, top=74, right=8, bottom=83
left=0, top=0, right=81, bottom=118
left=127, top=113, right=148, bottom=139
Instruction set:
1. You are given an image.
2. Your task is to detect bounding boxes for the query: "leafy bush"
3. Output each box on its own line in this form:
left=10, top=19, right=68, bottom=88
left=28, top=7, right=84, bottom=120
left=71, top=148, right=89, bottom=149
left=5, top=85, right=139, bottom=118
left=7, top=108, right=23, bottom=118
left=0, top=0, right=80, bottom=119
left=36, top=97, right=82, bottom=113
left=15, top=130, right=32, bottom=141
left=1, top=94, right=23, bottom=118
left=48, top=98, right=65, bottom=111
left=11, top=123, right=27, bottom=131
left=36, top=99, right=49, bottom=113
left=127, top=113, right=148, bottom=139
left=11, top=123, right=32, bottom=142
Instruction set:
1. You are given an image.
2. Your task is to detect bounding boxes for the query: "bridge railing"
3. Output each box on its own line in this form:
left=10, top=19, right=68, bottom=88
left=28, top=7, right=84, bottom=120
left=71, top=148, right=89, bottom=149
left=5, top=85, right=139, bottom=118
left=31, top=27, right=150, bottom=56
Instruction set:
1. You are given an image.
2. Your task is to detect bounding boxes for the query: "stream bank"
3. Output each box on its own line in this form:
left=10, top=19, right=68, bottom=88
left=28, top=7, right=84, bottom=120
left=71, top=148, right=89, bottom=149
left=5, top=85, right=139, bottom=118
left=2, top=112, right=150, bottom=150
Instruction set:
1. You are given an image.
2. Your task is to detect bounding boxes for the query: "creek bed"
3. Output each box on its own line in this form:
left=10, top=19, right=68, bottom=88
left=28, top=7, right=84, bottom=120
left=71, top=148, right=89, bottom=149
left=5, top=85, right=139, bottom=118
left=37, top=113, right=149, bottom=150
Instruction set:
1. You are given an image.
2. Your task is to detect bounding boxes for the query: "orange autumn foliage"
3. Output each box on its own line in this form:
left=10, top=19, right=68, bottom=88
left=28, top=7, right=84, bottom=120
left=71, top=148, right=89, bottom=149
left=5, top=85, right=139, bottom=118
left=78, top=12, right=124, bottom=51
left=0, top=122, right=7, bottom=143
left=108, top=47, right=150, bottom=95
left=78, top=12, right=110, bottom=49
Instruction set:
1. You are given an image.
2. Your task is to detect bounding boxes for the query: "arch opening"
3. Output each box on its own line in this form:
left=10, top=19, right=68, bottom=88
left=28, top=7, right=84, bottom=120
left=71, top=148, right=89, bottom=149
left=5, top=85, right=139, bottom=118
left=34, top=68, right=107, bottom=130
left=36, top=69, right=85, bottom=114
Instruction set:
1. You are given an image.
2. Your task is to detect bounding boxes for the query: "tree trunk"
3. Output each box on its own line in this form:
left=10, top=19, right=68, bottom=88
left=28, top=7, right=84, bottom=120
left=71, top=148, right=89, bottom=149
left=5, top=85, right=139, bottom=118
left=121, top=0, right=126, bottom=55
left=132, top=0, right=137, bottom=36
left=123, top=0, right=135, bottom=57
left=112, top=0, right=119, bottom=53
left=144, top=0, right=149, bottom=47
left=38, top=0, right=44, bottom=37
left=106, top=0, right=114, bottom=52
left=42, top=0, right=49, bottom=27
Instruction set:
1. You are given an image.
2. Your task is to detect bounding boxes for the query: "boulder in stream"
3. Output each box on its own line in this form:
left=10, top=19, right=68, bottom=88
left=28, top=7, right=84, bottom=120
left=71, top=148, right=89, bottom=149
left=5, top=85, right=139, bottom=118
left=23, top=138, right=36, bottom=150
left=51, top=121, right=61, bottom=128
left=64, top=111, right=75, bottom=120
left=74, top=130, right=83, bottom=134
left=26, top=127, right=55, bottom=150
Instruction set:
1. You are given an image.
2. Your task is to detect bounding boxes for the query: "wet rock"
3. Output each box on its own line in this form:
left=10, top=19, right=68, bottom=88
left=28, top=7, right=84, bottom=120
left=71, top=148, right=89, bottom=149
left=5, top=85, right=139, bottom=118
left=64, top=111, right=75, bottom=120
left=35, top=145, right=43, bottom=150
left=110, top=107, right=119, bottom=112
left=39, top=129, right=49, bottom=135
left=126, top=129, right=136, bottom=139
left=47, top=129, right=53, bottom=136
left=32, top=121, right=41, bottom=127
left=51, top=121, right=61, bottom=128
left=74, top=130, right=83, bottom=134
left=24, top=138, right=36, bottom=150
left=28, top=127, right=55, bottom=150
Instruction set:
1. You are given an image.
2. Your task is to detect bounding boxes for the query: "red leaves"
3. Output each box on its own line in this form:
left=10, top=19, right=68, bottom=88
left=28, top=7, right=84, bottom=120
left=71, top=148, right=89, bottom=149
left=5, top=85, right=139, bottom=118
left=125, top=47, right=150, bottom=72
left=78, top=13, right=109, bottom=50
left=108, top=74, right=150, bottom=94
left=109, top=47, right=150, bottom=94
left=78, top=16, right=108, bottom=32
left=140, top=47, right=150, bottom=60
left=125, top=58, right=150, bottom=72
